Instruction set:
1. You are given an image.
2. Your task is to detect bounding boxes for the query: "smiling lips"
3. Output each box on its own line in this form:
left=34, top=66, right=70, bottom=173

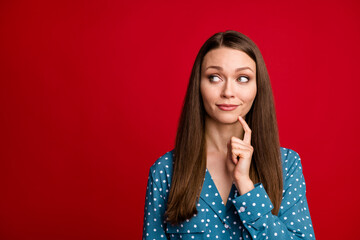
left=216, top=104, right=239, bottom=111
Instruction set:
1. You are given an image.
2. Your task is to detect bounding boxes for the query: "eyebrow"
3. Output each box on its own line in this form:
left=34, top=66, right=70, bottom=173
left=205, top=65, right=254, bottom=73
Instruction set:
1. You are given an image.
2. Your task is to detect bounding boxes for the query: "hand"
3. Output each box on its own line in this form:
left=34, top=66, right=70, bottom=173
left=228, top=115, right=254, bottom=194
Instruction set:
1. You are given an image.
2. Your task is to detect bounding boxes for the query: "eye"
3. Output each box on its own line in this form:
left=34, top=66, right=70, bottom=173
left=208, top=74, right=221, bottom=82
left=237, top=76, right=249, bottom=83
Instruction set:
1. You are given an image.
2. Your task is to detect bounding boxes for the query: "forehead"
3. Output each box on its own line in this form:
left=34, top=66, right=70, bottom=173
left=202, top=47, right=256, bottom=71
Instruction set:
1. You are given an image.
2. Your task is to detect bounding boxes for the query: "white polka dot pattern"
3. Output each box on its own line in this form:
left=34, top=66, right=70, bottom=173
left=142, top=147, right=316, bottom=239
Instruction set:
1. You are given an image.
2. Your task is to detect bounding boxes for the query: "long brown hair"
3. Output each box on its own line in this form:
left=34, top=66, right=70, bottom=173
left=165, top=30, right=283, bottom=225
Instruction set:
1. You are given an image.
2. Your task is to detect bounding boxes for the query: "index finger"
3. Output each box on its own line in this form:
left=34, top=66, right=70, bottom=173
left=238, top=115, right=252, bottom=144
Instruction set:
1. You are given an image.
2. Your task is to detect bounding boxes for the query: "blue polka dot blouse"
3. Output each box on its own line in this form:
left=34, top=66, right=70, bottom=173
left=142, top=147, right=315, bottom=239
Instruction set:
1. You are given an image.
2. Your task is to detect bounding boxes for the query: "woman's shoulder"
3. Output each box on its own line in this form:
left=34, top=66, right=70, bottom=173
left=280, top=147, right=302, bottom=163
left=279, top=146, right=304, bottom=178
left=149, top=149, right=175, bottom=172
left=147, top=149, right=175, bottom=191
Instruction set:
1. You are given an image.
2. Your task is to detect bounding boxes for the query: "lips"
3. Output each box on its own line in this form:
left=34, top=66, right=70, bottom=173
left=216, top=104, right=239, bottom=111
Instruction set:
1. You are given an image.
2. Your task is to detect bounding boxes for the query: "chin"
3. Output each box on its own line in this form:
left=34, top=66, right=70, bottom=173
left=214, top=115, right=240, bottom=125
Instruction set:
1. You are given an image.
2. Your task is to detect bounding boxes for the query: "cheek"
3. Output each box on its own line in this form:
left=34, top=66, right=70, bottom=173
left=200, top=83, right=214, bottom=105
left=246, top=91, right=257, bottom=102
left=201, top=94, right=212, bottom=109
left=239, top=86, right=257, bottom=102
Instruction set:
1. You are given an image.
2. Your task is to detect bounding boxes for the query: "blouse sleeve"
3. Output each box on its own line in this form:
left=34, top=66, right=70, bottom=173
left=232, top=149, right=315, bottom=239
left=142, top=168, right=169, bottom=240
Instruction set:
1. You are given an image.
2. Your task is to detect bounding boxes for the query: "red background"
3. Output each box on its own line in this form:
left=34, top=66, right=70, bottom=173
left=1, top=0, right=359, bottom=239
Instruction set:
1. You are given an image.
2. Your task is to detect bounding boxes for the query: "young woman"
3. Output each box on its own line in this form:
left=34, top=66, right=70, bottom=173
left=142, top=30, right=315, bottom=239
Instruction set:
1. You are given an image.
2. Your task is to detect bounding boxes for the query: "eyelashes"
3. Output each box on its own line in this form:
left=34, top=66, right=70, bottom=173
left=208, top=74, right=250, bottom=83
left=238, top=76, right=250, bottom=83
left=208, top=75, right=221, bottom=82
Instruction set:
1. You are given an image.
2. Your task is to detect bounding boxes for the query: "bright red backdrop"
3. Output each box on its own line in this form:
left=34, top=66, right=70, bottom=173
left=0, top=0, right=359, bottom=239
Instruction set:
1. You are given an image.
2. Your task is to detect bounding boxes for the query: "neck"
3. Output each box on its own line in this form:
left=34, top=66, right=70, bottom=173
left=204, top=115, right=244, bottom=155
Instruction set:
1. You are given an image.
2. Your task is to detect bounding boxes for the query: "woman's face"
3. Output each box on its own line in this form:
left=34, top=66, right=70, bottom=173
left=200, top=47, right=257, bottom=124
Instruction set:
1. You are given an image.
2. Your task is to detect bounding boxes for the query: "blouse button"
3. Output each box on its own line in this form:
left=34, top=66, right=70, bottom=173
left=239, top=207, right=246, bottom=213
left=224, top=223, right=229, bottom=229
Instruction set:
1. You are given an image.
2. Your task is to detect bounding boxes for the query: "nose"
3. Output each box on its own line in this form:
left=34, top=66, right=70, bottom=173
left=221, top=80, right=235, bottom=98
